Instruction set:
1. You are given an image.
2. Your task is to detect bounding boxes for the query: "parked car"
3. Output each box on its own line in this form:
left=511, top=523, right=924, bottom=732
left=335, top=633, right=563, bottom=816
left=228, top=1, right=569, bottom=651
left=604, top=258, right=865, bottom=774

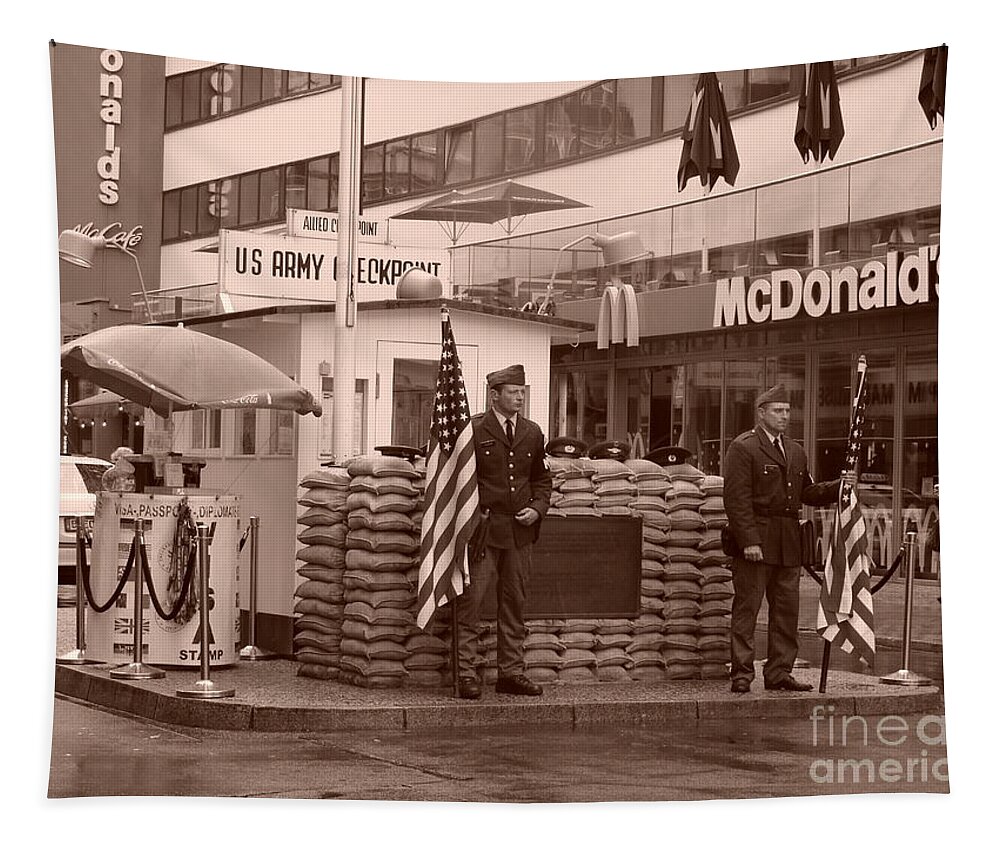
left=59, top=455, right=113, bottom=585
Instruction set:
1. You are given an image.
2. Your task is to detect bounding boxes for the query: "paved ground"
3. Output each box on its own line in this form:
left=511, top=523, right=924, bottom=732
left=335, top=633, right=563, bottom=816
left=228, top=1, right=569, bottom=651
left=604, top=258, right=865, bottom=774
left=49, top=696, right=948, bottom=801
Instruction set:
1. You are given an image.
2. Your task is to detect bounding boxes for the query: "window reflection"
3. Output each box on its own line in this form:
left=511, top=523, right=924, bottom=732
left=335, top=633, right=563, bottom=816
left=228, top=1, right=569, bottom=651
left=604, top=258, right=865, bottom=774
left=362, top=143, right=384, bottom=202
left=545, top=94, right=579, bottom=163
left=385, top=139, right=411, bottom=197
left=411, top=133, right=439, bottom=192
left=505, top=106, right=536, bottom=172
left=445, top=126, right=472, bottom=184
left=579, top=82, right=615, bottom=155
left=616, top=77, right=652, bottom=143
left=474, top=114, right=504, bottom=180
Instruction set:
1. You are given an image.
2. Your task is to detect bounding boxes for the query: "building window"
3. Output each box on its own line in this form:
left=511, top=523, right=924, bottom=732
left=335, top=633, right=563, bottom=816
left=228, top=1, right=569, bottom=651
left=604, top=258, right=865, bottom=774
left=234, top=409, right=257, bottom=456
left=363, top=143, right=385, bottom=203
left=411, top=132, right=439, bottom=192
left=545, top=93, right=579, bottom=163
left=579, top=82, right=615, bottom=155
left=165, top=75, right=183, bottom=127
left=385, top=138, right=411, bottom=197
left=179, top=186, right=198, bottom=239
left=191, top=409, right=222, bottom=451
left=307, top=156, right=334, bottom=211
left=287, top=70, right=310, bottom=95
left=263, top=409, right=295, bottom=456
left=285, top=162, right=307, bottom=211
left=259, top=167, right=283, bottom=222
left=616, top=77, right=652, bottom=144
left=474, top=114, right=504, bottom=180
left=239, top=172, right=260, bottom=225
left=162, top=192, right=180, bottom=242
left=748, top=65, right=799, bottom=103
left=391, top=359, right=439, bottom=448
left=444, top=125, right=473, bottom=184
left=504, top=106, right=537, bottom=173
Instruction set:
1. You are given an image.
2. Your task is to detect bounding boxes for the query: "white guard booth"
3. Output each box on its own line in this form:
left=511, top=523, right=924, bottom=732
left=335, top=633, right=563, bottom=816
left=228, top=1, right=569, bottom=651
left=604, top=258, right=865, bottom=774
left=87, top=492, right=241, bottom=667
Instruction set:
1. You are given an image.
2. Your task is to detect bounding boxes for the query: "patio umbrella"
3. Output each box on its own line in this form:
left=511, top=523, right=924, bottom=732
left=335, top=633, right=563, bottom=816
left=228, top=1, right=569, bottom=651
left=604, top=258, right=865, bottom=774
left=69, top=389, right=142, bottom=419
left=392, top=180, right=588, bottom=243
left=918, top=45, right=947, bottom=130
left=794, top=62, right=845, bottom=164
left=677, top=72, right=741, bottom=192
left=61, top=324, right=322, bottom=419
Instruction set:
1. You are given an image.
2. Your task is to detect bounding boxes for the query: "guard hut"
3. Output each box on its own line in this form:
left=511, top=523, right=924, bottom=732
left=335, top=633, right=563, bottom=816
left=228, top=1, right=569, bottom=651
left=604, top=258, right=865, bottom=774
left=159, top=293, right=591, bottom=655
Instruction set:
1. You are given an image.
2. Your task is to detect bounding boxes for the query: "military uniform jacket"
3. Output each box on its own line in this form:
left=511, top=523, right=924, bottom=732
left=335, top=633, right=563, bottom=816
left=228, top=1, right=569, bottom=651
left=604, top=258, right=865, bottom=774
left=723, top=428, right=839, bottom=567
left=472, top=411, right=552, bottom=549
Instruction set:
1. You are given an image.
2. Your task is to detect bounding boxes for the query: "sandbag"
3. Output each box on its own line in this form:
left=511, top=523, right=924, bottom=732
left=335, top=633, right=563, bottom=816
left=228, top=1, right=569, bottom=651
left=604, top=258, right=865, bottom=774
left=296, top=545, right=347, bottom=569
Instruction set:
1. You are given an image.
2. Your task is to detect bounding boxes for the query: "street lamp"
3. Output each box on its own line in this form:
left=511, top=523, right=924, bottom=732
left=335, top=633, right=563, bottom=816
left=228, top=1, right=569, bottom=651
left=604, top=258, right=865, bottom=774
left=58, top=228, right=154, bottom=323
left=538, top=230, right=652, bottom=315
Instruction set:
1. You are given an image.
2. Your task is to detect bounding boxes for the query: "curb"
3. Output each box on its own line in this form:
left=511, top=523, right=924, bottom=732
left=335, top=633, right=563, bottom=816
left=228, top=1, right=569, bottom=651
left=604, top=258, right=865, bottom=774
left=54, top=665, right=944, bottom=733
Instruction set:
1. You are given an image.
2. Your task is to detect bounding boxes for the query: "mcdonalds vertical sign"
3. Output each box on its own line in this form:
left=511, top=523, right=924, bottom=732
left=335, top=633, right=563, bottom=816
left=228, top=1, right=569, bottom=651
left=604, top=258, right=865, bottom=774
left=50, top=43, right=165, bottom=313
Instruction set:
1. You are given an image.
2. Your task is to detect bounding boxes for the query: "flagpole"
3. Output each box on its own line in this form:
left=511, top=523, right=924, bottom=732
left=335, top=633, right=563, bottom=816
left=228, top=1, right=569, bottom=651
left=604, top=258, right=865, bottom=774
left=819, top=354, right=867, bottom=693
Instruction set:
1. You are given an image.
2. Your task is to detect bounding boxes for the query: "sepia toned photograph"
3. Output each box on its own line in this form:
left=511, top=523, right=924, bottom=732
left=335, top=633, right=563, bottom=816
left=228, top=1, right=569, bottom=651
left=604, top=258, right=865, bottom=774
left=39, top=17, right=957, bottom=816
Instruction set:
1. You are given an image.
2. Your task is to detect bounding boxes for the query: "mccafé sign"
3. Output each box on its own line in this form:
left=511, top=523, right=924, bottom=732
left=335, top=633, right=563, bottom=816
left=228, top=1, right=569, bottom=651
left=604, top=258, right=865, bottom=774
left=712, top=246, right=940, bottom=328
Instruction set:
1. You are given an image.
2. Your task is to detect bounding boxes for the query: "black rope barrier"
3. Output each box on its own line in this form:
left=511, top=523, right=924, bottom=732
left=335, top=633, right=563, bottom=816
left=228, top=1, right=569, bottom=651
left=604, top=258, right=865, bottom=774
left=801, top=542, right=905, bottom=593
left=79, top=537, right=135, bottom=613
left=238, top=526, right=251, bottom=553
left=140, top=541, right=199, bottom=622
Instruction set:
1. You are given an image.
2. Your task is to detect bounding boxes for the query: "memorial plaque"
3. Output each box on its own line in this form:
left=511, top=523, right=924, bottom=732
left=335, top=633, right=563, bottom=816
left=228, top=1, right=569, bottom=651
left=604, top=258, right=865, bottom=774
left=480, top=516, right=642, bottom=619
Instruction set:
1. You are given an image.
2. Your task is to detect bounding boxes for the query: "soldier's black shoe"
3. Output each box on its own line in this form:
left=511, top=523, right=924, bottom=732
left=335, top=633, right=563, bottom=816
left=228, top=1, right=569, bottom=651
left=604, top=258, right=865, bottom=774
left=496, top=674, right=543, bottom=696
left=764, top=676, right=814, bottom=692
left=457, top=678, right=481, bottom=700
left=731, top=679, right=751, bottom=694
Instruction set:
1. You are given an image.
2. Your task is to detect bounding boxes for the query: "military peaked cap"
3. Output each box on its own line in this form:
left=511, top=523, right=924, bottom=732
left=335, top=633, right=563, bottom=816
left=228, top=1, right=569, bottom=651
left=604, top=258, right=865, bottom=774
left=589, top=439, right=630, bottom=460
left=487, top=364, right=526, bottom=389
left=755, top=384, right=790, bottom=409
left=546, top=436, right=589, bottom=458
left=644, top=445, right=693, bottom=466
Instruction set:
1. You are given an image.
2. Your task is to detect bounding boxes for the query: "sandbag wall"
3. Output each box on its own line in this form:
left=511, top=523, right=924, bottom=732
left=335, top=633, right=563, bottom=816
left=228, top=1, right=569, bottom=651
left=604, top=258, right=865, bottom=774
left=295, top=456, right=453, bottom=687
left=294, top=453, right=733, bottom=688
left=542, top=457, right=733, bottom=682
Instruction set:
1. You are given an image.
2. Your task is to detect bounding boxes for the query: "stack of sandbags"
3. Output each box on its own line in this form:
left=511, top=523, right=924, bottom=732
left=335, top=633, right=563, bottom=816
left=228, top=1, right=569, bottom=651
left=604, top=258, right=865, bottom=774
left=546, top=456, right=599, bottom=518
left=294, top=467, right=352, bottom=681
left=338, top=454, right=423, bottom=688
left=524, top=621, right=565, bottom=685
left=591, top=458, right=638, bottom=516
left=698, top=563, right=734, bottom=679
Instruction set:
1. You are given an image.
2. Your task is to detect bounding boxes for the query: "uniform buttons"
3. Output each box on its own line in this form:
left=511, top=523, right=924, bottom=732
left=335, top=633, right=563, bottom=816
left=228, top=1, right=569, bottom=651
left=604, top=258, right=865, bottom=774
left=510, top=487, right=515, bottom=492
left=509, top=463, right=514, bottom=469
left=509, top=475, right=514, bottom=481
left=509, top=451, right=514, bottom=457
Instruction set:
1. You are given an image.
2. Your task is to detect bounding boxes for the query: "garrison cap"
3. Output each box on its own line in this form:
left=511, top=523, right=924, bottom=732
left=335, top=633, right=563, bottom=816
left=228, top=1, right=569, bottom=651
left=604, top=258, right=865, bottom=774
left=644, top=445, right=693, bottom=466
left=487, top=364, right=526, bottom=389
left=755, top=384, right=790, bottom=409
left=546, top=436, right=589, bottom=458
left=589, top=439, right=630, bottom=460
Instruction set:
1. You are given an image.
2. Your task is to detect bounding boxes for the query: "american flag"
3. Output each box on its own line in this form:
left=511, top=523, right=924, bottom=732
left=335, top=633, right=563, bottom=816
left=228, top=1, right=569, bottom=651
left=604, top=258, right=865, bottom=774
left=817, top=355, right=876, bottom=667
left=415, top=309, right=479, bottom=629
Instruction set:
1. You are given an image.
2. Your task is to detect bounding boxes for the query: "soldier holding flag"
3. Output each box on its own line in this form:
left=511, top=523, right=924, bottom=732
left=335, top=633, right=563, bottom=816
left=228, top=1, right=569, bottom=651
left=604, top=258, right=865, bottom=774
left=723, top=385, right=856, bottom=694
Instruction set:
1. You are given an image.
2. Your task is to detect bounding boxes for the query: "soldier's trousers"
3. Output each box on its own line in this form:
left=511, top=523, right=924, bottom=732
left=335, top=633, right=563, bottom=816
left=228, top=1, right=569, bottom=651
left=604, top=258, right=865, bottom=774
left=455, top=544, right=531, bottom=680
left=730, top=559, right=801, bottom=685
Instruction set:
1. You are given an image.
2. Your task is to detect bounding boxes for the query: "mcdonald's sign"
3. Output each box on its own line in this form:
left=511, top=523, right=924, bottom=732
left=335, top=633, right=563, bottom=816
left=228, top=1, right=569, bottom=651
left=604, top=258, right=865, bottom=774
left=596, top=284, right=639, bottom=349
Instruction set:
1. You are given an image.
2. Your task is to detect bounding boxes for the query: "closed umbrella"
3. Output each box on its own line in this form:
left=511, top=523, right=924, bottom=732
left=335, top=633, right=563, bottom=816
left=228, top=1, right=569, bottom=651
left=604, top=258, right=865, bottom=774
left=61, top=324, right=322, bottom=418
left=794, top=62, right=845, bottom=164
left=677, top=72, right=741, bottom=192
left=918, top=45, right=948, bottom=130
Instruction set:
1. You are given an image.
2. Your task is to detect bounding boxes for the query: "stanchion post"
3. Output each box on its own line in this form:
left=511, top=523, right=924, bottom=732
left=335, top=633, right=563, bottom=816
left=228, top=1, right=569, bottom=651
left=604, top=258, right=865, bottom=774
left=239, top=515, right=275, bottom=661
left=880, top=530, right=932, bottom=686
left=177, top=523, right=234, bottom=699
left=111, top=519, right=165, bottom=680
left=57, top=518, right=98, bottom=665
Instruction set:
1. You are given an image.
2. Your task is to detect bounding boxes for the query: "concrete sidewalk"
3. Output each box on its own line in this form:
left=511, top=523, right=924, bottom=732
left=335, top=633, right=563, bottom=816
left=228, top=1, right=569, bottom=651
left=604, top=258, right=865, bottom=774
left=53, top=607, right=942, bottom=734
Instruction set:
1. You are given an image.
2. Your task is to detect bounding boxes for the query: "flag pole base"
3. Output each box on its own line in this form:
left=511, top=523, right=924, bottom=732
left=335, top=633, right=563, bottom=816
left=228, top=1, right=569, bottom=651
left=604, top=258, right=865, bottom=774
left=239, top=645, right=276, bottom=662
left=110, top=662, right=165, bottom=680
left=56, top=649, right=100, bottom=666
left=879, top=669, right=933, bottom=686
left=176, top=679, right=235, bottom=699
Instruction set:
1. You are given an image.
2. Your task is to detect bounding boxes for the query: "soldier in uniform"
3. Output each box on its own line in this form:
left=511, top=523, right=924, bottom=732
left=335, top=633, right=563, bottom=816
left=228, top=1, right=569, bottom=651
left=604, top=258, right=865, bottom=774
left=724, top=384, right=855, bottom=694
left=455, top=364, right=552, bottom=699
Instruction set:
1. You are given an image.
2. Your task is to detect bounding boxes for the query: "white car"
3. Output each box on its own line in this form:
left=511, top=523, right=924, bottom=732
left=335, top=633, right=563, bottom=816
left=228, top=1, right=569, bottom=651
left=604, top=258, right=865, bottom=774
left=59, top=455, right=113, bottom=584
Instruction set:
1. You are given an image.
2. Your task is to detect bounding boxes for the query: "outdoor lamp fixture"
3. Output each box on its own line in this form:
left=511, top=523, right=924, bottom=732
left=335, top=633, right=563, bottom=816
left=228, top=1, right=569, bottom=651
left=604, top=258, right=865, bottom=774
left=397, top=267, right=444, bottom=300
left=538, top=230, right=652, bottom=315
left=58, top=228, right=154, bottom=323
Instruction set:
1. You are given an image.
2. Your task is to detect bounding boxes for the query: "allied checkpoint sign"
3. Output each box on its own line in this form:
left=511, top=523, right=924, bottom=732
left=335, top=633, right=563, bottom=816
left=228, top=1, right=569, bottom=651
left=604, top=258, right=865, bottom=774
left=217, top=227, right=450, bottom=307
left=87, top=492, right=240, bottom=667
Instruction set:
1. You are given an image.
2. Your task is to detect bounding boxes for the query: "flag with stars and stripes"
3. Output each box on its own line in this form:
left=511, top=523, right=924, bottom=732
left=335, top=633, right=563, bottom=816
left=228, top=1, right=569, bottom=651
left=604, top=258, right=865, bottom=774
left=415, top=309, right=479, bottom=629
left=817, top=355, right=876, bottom=667
left=794, top=62, right=845, bottom=164
left=677, top=72, right=740, bottom=193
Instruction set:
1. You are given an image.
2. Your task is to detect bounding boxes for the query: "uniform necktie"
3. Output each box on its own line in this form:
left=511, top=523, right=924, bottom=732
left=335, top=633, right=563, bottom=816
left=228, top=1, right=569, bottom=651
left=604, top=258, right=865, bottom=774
left=773, top=436, right=785, bottom=459
left=506, top=419, right=514, bottom=444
